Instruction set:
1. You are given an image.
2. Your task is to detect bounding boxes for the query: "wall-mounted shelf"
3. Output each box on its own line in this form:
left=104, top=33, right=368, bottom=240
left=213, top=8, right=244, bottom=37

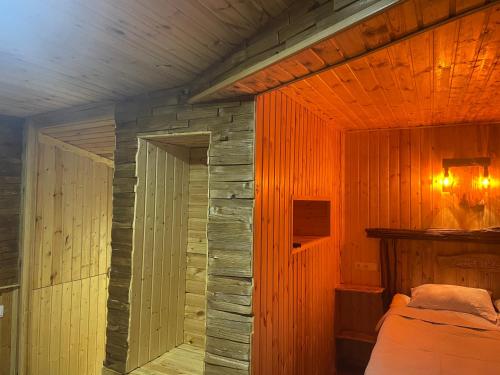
left=292, top=197, right=332, bottom=253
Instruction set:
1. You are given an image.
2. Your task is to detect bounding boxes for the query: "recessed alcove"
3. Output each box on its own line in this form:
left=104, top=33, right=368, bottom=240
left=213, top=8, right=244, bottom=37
left=292, top=198, right=332, bottom=253
left=130, top=132, right=210, bottom=375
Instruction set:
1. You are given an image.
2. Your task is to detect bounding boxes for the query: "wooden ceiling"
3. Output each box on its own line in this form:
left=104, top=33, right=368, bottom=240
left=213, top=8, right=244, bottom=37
left=34, top=103, right=117, bottom=160
left=208, top=0, right=496, bottom=102
left=279, top=2, right=500, bottom=130
left=40, top=119, right=116, bottom=160
left=0, top=0, right=294, bottom=117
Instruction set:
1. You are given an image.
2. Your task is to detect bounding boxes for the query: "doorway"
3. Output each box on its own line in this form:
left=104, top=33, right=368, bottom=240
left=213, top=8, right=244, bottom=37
left=129, top=133, right=209, bottom=375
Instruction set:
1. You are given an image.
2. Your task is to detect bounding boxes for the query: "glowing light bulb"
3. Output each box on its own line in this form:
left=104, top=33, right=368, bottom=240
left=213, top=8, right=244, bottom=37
left=481, top=177, right=490, bottom=188
left=443, top=176, right=450, bottom=187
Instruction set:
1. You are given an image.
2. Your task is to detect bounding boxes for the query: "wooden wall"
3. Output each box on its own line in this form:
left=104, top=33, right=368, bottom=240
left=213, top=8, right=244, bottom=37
left=27, top=137, right=112, bottom=375
left=0, top=116, right=23, bottom=287
left=0, top=288, right=18, bottom=375
left=343, top=123, right=500, bottom=286
left=392, top=239, right=500, bottom=299
left=128, top=140, right=190, bottom=368
left=184, top=148, right=209, bottom=349
left=107, top=93, right=255, bottom=375
left=253, top=91, right=342, bottom=375
left=0, top=116, right=23, bottom=375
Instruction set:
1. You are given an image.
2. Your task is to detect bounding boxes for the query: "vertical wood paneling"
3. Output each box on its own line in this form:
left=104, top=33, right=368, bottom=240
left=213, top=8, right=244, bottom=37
left=253, top=91, right=341, bottom=375
left=184, top=147, right=209, bottom=349
left=0, top=118, right=23, bottom=287
left=129, top=141, right=190, bottom=368
left=27, top=138, right=112, bottom=375
left=343, top=123, right=500, bottom=286
left=0, top=288, right=18, bottom=375
left=0, top=116, right=22, bottom=375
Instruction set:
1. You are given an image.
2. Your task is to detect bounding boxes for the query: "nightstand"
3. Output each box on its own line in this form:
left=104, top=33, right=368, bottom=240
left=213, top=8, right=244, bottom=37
left=335, top=284, right=385, bottom=372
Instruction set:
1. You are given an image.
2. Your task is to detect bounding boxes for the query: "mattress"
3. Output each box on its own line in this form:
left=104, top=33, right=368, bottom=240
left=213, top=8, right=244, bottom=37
left=365, top=304, right=500, bottom=375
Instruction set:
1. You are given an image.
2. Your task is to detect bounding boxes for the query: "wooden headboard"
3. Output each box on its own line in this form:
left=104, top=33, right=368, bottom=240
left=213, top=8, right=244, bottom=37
left=366, top=228, right=500, bottom=308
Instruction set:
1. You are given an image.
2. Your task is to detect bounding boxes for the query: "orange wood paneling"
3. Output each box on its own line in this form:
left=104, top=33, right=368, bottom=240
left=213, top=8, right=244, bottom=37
left=208, top=0, right=492, bottom=108
left=282, top=4, right=500, bottom=130
left=253, top=91, right=342, bottom=375
left=342, top=123, right=500, bottom=286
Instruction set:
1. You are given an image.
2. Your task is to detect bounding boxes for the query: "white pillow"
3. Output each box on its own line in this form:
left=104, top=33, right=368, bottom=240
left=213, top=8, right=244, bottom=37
left=408, top=284, right=497, bottom=323
left=391, top=293, right=410, bottom=308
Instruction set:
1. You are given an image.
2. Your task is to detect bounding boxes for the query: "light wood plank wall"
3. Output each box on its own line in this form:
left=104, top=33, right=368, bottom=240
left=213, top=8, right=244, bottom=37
left=0, top=288, right=18, bottom=375
left=27, top=138, right=113, bottom=375
left=253, top=91, right=341, bottom=375
left=184, top=147, right=209, bottom=349
left=128, top=140, right=190, bottom=369
left=342, top=123, right=500, bottom=286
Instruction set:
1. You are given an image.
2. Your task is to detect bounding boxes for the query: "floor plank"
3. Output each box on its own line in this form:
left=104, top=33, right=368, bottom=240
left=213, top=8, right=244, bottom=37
left=130, top=344, right=204, bottom=375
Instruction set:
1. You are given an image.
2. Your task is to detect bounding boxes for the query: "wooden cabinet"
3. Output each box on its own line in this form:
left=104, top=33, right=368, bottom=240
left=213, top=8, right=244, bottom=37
left=335, top=284, right=384, bottom=373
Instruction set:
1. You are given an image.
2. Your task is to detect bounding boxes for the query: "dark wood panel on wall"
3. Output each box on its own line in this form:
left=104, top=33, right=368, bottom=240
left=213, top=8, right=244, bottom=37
left=253, top=91, right=342, bottom=375
left=0, top=116, right=23, bottom=287
left=343, top=123, right=500, bottom=286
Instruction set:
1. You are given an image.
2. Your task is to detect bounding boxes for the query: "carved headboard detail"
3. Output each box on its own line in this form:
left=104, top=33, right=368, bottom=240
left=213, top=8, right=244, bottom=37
left=366, top=228, right=500, bottom=309
left=437, top=253, right=500, bottom=272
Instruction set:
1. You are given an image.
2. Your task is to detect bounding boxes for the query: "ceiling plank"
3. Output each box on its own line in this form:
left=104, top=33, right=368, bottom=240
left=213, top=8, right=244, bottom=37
left=188, top=0, right=401, bottom=103
left=279, top=4, right=500, bottom=130
left=191, top=0, right=498, bottom=104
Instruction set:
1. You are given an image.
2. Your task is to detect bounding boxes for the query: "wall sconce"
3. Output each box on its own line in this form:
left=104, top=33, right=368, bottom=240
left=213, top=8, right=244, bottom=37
left=442, top=166, right=454, bottom=192
left=481, top=165, right=490, bottom=189
left=442, top=157, right=491, bottom=192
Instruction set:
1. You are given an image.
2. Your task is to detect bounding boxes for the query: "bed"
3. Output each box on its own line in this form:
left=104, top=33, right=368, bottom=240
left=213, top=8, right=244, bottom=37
left=364, top=228, right=500, bottom=375
left=366, top=295, right=500, bottom=375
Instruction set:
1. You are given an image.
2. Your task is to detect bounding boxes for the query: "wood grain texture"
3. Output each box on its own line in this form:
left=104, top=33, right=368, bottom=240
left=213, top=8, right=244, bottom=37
left=282, top=3, right=500, bottom=129
left=0, top=288, right=18, bottom=375
left=342, top=123, right=500, bottom=286
left=253, top=91, right=341, bottom=375
left=130, top=344, right=204, bottom=375
left=0, top=116, right=23, bottom=287
left=128, top=140, right=191, bottom=368
left=191, top=0, right=493, bottom=104
left=378, top=237, right=500, bottom=302
left=367, top=227, right=500, bottom=243
left=184, top=147, right=209, bottom=349
left=40, top=119, right=116, bottom=160
left=0, top=120, right=19, bottom=374
left=26, top=137, right=112, bottom=375
left=106, top=93, right=255, bottom=374
left=0, top=0, right=294, bottom=117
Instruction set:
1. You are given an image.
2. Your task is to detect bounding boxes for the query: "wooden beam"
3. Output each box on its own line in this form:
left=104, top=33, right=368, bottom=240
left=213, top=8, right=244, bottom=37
left=366, top=228, right=500, bottom=244
left=188, top=0, right=401, bottom=103
left=261, top=0, right=500, bottom=102
left=38, top=133, right=114, bottom=168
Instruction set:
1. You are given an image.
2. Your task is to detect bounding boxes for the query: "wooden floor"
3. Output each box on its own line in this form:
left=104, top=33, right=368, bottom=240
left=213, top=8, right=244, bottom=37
left=130, top=344, right=204, bottom=375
